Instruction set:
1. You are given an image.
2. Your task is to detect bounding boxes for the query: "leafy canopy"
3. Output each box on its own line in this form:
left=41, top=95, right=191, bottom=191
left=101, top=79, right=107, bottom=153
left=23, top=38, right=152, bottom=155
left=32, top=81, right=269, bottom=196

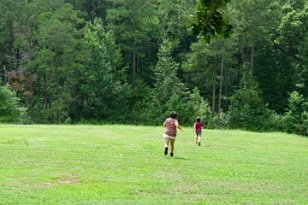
left=192, top=0, right=233, bottom=42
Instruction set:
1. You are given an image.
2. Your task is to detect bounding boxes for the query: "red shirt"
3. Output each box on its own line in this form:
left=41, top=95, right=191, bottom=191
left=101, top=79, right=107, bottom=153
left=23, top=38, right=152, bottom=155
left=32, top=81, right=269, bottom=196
left=163, top=118, right=178, bottom=137
left=194, top=122, right=203, bottom=133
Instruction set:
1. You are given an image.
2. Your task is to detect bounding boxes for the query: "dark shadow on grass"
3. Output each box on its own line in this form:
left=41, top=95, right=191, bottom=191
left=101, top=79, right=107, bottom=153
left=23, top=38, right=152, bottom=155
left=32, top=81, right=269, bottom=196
left=164, top=156, right=187, bottom=160
left=191, top=144, right=211, bottom=147
left=173, top=157, right=188, bottom=160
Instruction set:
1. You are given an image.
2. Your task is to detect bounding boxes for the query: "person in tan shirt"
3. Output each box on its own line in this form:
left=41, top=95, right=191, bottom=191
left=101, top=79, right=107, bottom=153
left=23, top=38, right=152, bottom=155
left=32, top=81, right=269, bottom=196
left=163, top=111, right=183, bottom=157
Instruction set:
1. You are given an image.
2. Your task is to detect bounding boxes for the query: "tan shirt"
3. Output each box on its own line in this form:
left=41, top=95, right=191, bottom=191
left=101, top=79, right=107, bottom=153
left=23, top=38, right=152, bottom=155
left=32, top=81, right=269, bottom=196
left=163, top=118, right=178, bottom=137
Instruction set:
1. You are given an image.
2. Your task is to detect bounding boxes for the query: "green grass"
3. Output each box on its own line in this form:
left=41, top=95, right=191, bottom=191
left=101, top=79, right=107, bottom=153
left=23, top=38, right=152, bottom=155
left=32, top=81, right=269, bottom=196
left=0, top=124, right=307, bottom=205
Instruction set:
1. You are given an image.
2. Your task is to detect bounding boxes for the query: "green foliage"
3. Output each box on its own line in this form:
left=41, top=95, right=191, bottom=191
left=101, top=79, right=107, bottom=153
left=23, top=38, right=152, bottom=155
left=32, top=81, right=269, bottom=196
left=163, top=88, right=212, bottom=126
left=275, top=0, right=307, bottom=59
left=227, top=76, right=273, bottom=131
left=182, top=37, right=236, bottom=108
left=24, top=1, right=86, bottom=123
left=256, top=0, right=308, bottom=112
left=182, top=87, right=212, bottom=126
left=192, top=0, right=233, bottom=42
left=150, top=39, right=188, bottom=123
left=284, top=91, right=308, bottom=136
left=153, top=39, right=186, bottom=103
left=182, top=39, right=215, bottom=96
left=76, top=18, right=128, bottom=122
left=0, top=85, right=26, bottom=123
left=186, top=88, right=210, bottom=120
left=298, top=31, right=308, bottom=97
left=106, top=0, right=158, bottom=83
left=145, top=39, right=213, bottom=126
left=0, top=0, right=307, bottom=137
left=165, top=93, right=186, bottom=123
left=157, top=0, right=195, bottom=41
left=210, top=111, right=228, bottom=129
left=65, top=0, right=108, bottom=21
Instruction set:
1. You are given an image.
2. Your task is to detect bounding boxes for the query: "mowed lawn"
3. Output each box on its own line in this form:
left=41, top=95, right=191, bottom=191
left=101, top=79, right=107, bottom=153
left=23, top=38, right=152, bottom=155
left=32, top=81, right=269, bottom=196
left=0, top=125, right=307, bottom=205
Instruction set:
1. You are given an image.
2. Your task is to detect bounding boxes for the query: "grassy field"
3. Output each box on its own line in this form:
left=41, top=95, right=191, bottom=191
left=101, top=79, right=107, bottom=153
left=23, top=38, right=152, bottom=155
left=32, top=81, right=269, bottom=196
left=0, top=124, right=307, bottom=205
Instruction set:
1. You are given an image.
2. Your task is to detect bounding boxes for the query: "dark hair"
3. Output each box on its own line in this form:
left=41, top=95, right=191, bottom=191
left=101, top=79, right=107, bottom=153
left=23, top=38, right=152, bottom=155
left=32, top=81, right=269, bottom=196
left=196, top=117, right=201, bottom=122
left=169, top=111, right=177, bottom=119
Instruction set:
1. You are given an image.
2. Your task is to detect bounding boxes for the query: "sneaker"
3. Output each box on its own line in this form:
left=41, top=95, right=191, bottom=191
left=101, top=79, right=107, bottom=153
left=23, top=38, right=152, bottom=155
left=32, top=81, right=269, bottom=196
left=164, top=147, right=168, bottom=155
left=198, top=142, right=201, bottom=146
left=170, top=152, right=173, bottom=157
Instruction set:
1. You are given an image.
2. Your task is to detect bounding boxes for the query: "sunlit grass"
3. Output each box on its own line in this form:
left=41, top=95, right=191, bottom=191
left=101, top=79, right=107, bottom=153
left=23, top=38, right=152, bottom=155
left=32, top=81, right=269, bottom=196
left=0, top=124, right=307, bottom=204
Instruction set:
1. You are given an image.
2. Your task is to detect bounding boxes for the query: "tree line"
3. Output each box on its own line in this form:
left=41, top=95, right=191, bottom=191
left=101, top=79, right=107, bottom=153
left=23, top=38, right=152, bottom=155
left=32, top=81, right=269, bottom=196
left=0, top=0, right=307, bottom=136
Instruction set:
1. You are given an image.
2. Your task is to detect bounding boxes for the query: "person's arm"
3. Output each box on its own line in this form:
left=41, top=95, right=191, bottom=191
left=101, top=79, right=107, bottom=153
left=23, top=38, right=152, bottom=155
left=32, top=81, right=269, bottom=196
left=175, top=120, right=183, bottom=131
left=202, top=123, right=205, bottom=132
left=193, top=122, right=196, bottom=132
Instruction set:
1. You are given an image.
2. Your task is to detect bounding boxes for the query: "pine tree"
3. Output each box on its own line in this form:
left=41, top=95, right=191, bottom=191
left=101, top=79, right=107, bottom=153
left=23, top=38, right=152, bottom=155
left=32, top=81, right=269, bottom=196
left=151, top=39, right=187, bottom=123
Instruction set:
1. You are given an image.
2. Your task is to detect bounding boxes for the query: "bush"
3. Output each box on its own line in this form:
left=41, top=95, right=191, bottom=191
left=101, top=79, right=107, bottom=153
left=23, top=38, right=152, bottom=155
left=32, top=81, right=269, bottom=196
left=212, top=111, right=228, bottom=129
left=265, top=111, right=285, bottom=132
left=227, top=77, right=273, bottom=131
left=0, top=85, right=27, bottom=123
left=284, top=91, right=308, bottom=136
left=165, top=88, right=212, bottom=126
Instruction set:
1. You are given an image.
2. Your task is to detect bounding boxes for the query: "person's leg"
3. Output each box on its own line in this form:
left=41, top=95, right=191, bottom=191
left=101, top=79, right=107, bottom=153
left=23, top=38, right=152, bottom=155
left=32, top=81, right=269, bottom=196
left=195, top=134, right=198, bottom=144
left=198, top=132, right=202, bottom=146
left=164, top=138, right=169, bottom=155
left=170, top=139, right=175, bottom=156
left=164, top=138, right=170, bottom=148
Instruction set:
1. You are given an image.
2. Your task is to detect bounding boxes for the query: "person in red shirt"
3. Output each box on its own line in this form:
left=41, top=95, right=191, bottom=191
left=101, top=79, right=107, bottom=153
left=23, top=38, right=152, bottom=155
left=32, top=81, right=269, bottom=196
left=193, top=117, right=204, bottom=146
left=163, top=111, right=183, bottom=157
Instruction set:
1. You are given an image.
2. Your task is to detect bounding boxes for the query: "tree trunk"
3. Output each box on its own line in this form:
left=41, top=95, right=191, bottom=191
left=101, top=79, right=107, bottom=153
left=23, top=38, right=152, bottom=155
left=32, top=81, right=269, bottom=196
left=56, top=66, right=61, bottom=124
left=44, top=71, right=52, bottom=123
left=2, top=64, right=6, bottom=84
left=211, top=55, right=217, bottom=115
left=218, top=43, right=225, bottom=129
left=56, top=89, right=61, bottom=124
left=29, top=95, right=33, bottom=121
left=237, top=50, right=241, bottom=88
left=224, top=55, right=228, bottom=111
left=250, top=45, right=254, bottom=75
left=44, top=70, right=48, bottom=110
left=16, top=48, right=20, bottom=70
left=241, top=46, right=245, bottom=80
left=132, top=41, right=136, bottom=88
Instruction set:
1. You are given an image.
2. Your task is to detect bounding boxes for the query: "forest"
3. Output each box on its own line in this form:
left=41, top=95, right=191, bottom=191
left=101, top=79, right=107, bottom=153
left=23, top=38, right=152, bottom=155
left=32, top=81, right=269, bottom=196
left=0, top=0, right=307, bottom=136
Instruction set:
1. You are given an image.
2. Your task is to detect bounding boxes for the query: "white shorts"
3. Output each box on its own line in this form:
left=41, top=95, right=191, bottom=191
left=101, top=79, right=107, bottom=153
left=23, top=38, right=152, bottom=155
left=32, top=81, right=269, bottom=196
left=163, top=133, right=176, bottom=140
